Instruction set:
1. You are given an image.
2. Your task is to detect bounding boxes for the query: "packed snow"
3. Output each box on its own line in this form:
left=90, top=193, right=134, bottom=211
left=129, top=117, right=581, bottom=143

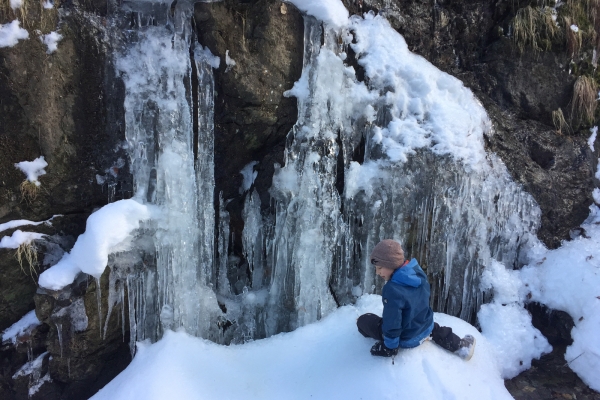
left=0, top=230, right=45, bottom=249
left=287, top=0, right=349, bottom=29
left=38, top=199, right=154, bottom=290
left=93, top=295, right=512, bottom=400
left=14, top=156, right=47, bottom=185
left=0, top=20, right=29, bottom=48
left=40, top=31, right=62, bottom=54
left=520, top=205, right=600, bottom=391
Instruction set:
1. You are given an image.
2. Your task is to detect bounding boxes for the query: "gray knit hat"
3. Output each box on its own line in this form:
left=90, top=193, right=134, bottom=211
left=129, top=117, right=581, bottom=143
left=370, top=239, right=405, bottom=269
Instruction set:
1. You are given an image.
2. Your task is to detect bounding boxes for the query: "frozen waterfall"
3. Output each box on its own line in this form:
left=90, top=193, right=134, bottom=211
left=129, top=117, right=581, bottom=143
left=101, top=2, right=541, bottom=347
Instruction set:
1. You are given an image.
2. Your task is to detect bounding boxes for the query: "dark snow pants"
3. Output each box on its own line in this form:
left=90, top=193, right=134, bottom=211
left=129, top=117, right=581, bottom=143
left=356, top=313, right=461, bottom=352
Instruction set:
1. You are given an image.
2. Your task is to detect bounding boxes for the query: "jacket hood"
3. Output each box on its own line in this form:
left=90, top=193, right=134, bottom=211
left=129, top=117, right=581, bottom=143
left=390, top=258, right=421, bottom=287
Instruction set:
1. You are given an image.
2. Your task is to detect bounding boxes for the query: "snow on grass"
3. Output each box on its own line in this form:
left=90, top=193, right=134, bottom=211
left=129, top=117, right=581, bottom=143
left=0, top=230, right=45, bottom=249
left=93, top=295, right=511, bottom=400
left=38, top=199, right=154, bottom=290
left=0, top=20, right=29, bottom=48
left=14, top=156, right=47, bottom=186
left=40, top=31, right=62, bottom=54
left=42, top=0, right=54, bottom=9
left=520, top=205, right=600, bottom=391
left=2, top=310, right=41, bottom=344
left=9, top=0, right=22, bottom=10
left=287, top=0, right=349, bottom=29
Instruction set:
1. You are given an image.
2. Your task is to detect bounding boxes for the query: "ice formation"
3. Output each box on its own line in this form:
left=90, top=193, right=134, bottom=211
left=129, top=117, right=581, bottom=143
left=1, top=310, right=41, bottom=344
left=14, top=156, right=47, bottom=186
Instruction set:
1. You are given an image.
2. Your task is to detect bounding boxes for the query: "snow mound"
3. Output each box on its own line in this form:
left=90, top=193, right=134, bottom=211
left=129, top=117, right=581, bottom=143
left=40, top=31, right=62, bottom=54
left=38, top=199, right=154, bottom=290
left=93, top=295, right=511, bottom=400
left=520, top=205, right=600, bottom=391
left=0, top=230, right=45, bottom=249
left=0, top=20, right=28, bottom=48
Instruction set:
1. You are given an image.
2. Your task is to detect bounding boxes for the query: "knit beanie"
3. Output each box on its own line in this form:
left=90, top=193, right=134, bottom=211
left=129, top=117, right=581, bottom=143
left=370, top=239, right=405, bottom=269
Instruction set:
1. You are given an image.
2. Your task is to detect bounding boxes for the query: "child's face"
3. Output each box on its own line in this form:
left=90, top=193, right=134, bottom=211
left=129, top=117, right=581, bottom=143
left=375, top=265, right=393, bottom=281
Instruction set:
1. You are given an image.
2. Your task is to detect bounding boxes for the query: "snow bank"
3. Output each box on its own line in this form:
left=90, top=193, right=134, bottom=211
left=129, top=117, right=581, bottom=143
left=1, top=310, right=40, bottom=344
left=14, top=156, right=47, bottom=185
left=0, top=230, right=45, bottom=249
left=478, top=261, right=551, bottom=378
left=520, top=205, right=600, bottom=391
left=93, top=295, right=511, bottom=400
left=287, top=0, right=349, bottom=29
left=40, top=31, right=62, bottom=54
left=38, top=199, right=153, bottom=290
left=0, top=20, right=29, bottom=48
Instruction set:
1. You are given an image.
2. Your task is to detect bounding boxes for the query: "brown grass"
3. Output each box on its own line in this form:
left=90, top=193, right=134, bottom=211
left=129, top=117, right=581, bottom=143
left=512, top=6, right=560, bottom=53
left=564, top=16, right=583, bottom=56
left=15, top=241, right=39, bottom=279
left=19, top=180, right=39, bottom=203
left=552, top=108, right=571, bottom=135
left=571, top=75, right=598, bottom=125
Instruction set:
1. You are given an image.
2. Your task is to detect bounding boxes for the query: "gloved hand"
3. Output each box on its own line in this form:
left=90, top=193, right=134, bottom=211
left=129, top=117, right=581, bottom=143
left=370, top=341, right=399, bottom=357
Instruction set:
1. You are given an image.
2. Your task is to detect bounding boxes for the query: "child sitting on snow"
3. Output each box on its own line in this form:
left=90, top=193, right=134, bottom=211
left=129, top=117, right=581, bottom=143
left=357, top=239, right=476, bottom=360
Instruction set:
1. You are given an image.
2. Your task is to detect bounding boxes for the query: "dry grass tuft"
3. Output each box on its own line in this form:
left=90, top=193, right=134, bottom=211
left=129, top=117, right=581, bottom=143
left=571, top=75, right=598, bottom=125
left=15, top=242, right=39, bottom=279
left=513, top=6, right=560, bottom=53
left=19, top=180, right=39, bottom=203
left=564, top=16, right=583, bottom=56
left=552, top=108, right=571, bottom=135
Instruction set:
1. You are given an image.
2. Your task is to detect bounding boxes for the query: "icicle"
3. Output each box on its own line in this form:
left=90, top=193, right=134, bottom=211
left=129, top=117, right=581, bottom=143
left=55, top=323, right=63, bottom=358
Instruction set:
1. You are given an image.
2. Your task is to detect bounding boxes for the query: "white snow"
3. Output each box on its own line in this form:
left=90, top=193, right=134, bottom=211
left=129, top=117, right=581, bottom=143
left=0, top=20, right=29, bottom=48
left=93, top=295, right=512, bottom=400
left=0, top=230, right=45, bottom=249
left=13, top=352, right=47, bottom=379
left=40, top=31, right=62, bottom=54
left=520, top=205, right=600, bottom=391
left=287, top=0, right=349, bottom=29
left=14, top=156, right=47, bottom=186
left=478, top=261, right=551, bottom=378
left=593, top=188, right=600, bottom=204
left=239, top=161, right=258, bottom=193
left=596, top=159, right=600, bottom=180
left=589, top=126, right=597, bottom=151
left=42, top=0, right=54, bottom=9
left=570, top=24, right=579, bottom=33
left=38, top=199, right=154, bottom=290
left=225, top=49, right=236, bottom=72
left=10, top=0, right=22, bottom=10
left=0, top=215, right=61, bottom=234
left=2, top=310, right=41, bottom=344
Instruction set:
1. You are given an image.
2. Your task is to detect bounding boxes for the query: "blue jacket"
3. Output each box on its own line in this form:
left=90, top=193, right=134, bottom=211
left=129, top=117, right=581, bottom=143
left=381, top=259, right=434, bottom=349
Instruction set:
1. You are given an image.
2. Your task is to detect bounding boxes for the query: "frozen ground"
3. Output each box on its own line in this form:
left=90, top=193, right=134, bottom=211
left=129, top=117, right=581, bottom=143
left=93, top=295, right=511, bottom=400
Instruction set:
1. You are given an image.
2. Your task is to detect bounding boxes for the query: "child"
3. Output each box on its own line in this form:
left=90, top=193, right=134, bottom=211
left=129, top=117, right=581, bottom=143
left=357, top=239, right=476, bottom=360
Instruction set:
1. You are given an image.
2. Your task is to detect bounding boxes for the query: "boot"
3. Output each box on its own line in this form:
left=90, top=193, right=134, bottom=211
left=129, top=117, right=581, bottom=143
left=455, top=334, right=476, bottom=361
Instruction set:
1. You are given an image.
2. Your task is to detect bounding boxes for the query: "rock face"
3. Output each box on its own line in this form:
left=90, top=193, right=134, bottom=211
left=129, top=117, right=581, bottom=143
left=0, top=0, right=599, bottom=398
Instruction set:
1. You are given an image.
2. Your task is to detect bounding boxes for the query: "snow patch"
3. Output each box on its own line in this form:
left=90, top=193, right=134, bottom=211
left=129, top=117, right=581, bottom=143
left=9, top=0, right=22, bottom=10
left=42, top=0, right=54, bottom=9
left=0, top=20, right=29, bottom=48
left=225, top=49, right=236, bottom=72
left=40, top=31, right=62, bottom=54
left=520, top=205, right=600, bottom=391
left=0, top=230, right=45, bottom=249
left=2, top=310, right=41, bottom=344
left=14, top=156, right=47, bottom=186
left=38, top=199, right=154, bottom=290
left=589, top=126, right=597, bottom=151
left=593, top=188, right=600, bottom=204
left=478, top=261, right=551, bottom=378
left=286, top=0, right=349, bottom=29
left=194, top=45, right=220, bottom=69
